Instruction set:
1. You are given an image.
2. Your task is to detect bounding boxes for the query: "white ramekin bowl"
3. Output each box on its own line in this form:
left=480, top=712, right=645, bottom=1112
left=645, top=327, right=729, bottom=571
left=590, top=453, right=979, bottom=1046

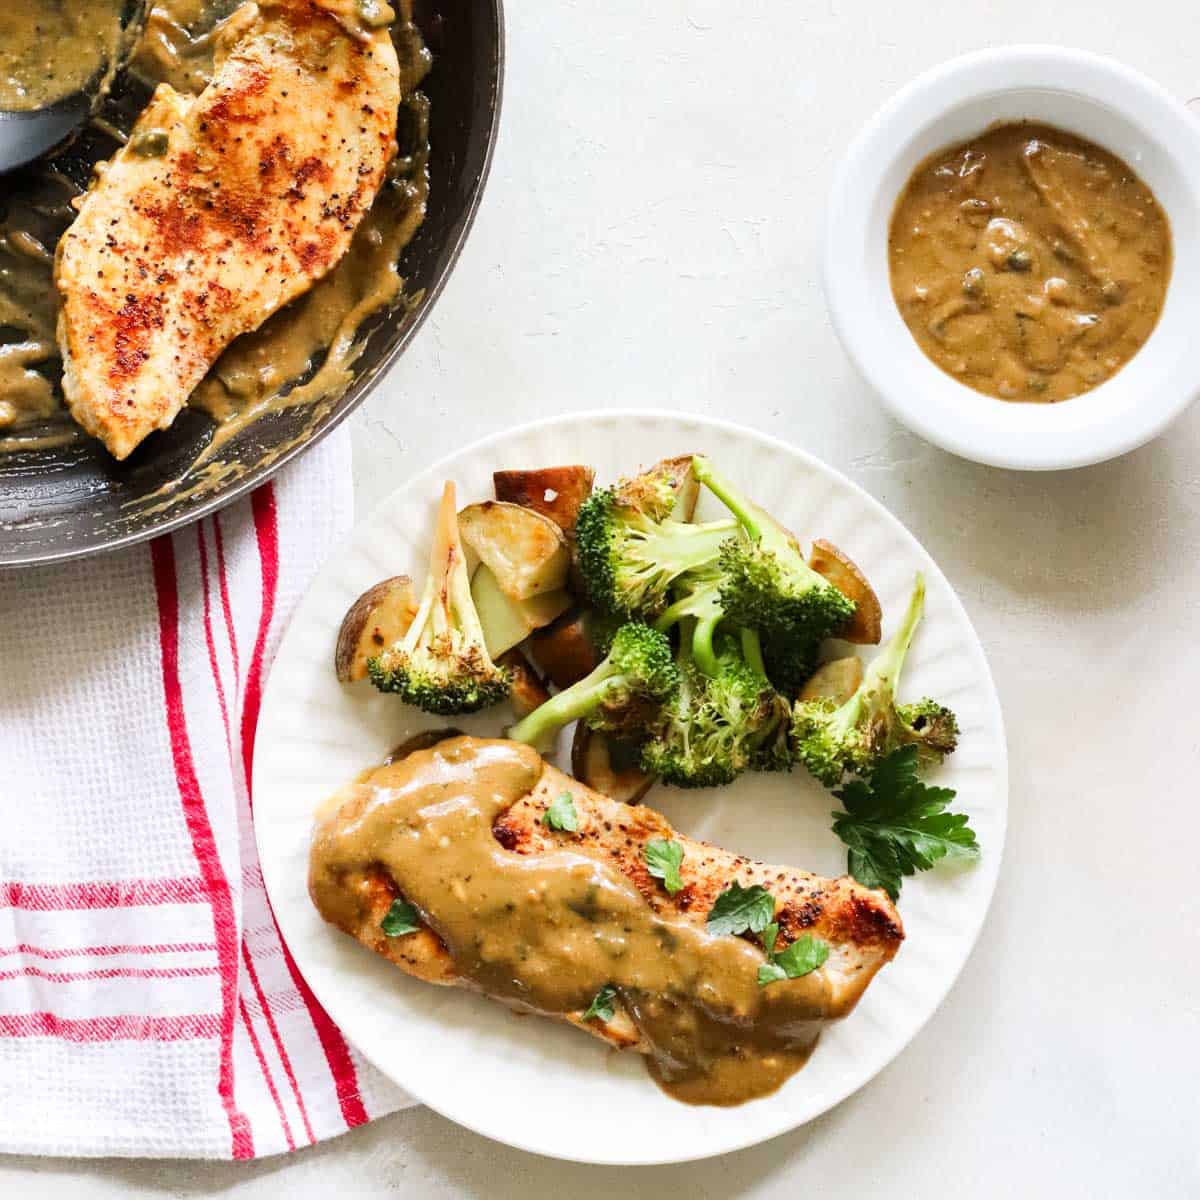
left=823, top=45, right=1200, bottom=470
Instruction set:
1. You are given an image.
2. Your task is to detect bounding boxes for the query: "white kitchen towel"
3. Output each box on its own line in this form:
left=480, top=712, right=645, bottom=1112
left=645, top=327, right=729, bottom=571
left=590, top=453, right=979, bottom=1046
left=0, top=432, right=410, bottom=1159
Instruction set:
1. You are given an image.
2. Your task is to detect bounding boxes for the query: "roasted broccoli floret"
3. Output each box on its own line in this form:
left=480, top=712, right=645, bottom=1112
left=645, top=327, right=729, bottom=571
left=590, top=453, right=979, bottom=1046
left=791, top=574, right=959, bottom=786
left=367, top=482, right=510, bottom=714
left=641, top=628, right=790, bottom=787
left=641, top=573, right=792, bottom=787
left=897, top=698, right=961, bottom=759
left=759, top=630, right=823, bottom=700
left=692, top=456, right=855, bottom=649
left=508, top=622, right=679, bottom=752
left=576, top=465, right=736, bottom=619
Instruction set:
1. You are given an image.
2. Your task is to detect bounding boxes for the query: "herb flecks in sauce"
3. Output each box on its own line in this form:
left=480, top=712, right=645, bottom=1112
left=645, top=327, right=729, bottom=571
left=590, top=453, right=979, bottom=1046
left=380, top=898, right=421, bottom=937
left=309, top=738, right=841, bottom=1107
left=582, top=984, right=617, bottom=1024
left=0, top=0, right=430, bottom=484
left=888, top=121, right=1171, bottom=403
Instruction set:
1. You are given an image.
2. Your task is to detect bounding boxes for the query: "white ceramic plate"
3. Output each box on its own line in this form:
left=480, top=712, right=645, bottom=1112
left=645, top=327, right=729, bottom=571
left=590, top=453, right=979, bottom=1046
left=254, top=411, right=1007, bottom=1165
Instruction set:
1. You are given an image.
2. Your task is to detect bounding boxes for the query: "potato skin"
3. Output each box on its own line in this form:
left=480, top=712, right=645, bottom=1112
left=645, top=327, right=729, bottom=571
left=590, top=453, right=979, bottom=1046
left=493, top=466, right=595, bottom=535
left=809, top=539, right=883, bottom=645
left=571, top=725, right=655, bottom=805
left=496, top=649, right=552, bottom=718
left=335, top=576, right=417, bottom=683
left=527, top=608, right=603, bottom=690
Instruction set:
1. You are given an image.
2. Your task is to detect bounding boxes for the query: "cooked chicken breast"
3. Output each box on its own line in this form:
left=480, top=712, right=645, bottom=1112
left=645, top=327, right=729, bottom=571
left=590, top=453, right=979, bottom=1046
left=55, top=0, right=400, bottom=459
left=311, top=737, right=903, bottom=1078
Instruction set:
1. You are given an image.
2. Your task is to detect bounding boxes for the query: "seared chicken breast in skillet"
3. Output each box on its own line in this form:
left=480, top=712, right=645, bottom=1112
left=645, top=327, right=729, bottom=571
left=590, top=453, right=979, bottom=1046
left=55, top=0, right=400, bottom=459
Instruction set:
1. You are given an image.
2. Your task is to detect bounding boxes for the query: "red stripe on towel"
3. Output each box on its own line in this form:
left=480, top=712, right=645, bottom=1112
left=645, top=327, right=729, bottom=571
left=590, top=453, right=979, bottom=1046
left=0, top=879, right=207, bottom=910
left=0, top=1012, right=221, bottom=1042
left=201, top=518, right=297, bottom=1150
left=198, top=522, right=233, bottom=757
left=243, top=484, right=368, bottom=1131
left=239, top=997, right=296, bottom=1152
left=152, top=535, right=255, bottom=1160
left=214, top=513, right=241, bottom=681
left=0, top=943, right=215, bottom=960
left=241, top=943, right=316, bottom=1144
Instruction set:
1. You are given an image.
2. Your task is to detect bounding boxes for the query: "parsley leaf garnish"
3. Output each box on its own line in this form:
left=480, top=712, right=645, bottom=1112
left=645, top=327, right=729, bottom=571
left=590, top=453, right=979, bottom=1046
left=761, top=921, right=779, bottom=958
left=831, top=745, right=979, bottom=901
left=774, top=934, right=830, bottom=977
left=380, top=899, right=420, bottom=937
left=706, top=882, right=775, bottom=937
left=543, top=791, right=579, bottom=833
left=644, top=838, right=684, bottom=895
left=757, top=934, right=829, bottom=987
left=757, top=960, right=788, bottom=986
left=582, top=984, right=617, bottom=1023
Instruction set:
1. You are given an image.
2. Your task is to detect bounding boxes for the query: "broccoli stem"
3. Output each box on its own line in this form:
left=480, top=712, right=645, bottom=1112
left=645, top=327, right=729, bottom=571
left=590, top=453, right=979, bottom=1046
left=824, top=573, right=925, bottom=738
left=692, top=456, right=765, bottom=539
left=860, top=572, right=924, bottom=697
left=400, top=483, right=460, bottom=654
left=632, top=518, right=738, bottom=577
left=691, top=612, right=723, bottom=676
left=508, top=658, right=625, bottom=750
left=740, top=627, right=766, bottom=678
left=693, top=456, right=829, bottom=589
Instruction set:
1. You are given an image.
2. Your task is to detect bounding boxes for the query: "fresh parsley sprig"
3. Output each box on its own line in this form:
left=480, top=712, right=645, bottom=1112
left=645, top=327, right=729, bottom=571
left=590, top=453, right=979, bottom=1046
left=542, top=791, right=579, bottom=832
left=757, top=927, right=829, bottom=987
left=707, top=886, right=829, bottom=988
left=705, top=882, right=776, bottom=937
left=831, top=745, right=979, bottom=900
left=644, top=838, right=684, bottom=895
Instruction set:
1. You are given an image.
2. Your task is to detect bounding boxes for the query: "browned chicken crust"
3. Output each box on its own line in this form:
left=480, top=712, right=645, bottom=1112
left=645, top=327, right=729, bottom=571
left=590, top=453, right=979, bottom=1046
left=320, top=747, right=904, bottom=1053
left=55, top=0, right=400, bottom=458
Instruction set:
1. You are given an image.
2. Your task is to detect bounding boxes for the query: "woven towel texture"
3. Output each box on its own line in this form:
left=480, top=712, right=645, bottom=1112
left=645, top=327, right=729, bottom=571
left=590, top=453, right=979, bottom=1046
left=0, top=432, right=410, bottom=1158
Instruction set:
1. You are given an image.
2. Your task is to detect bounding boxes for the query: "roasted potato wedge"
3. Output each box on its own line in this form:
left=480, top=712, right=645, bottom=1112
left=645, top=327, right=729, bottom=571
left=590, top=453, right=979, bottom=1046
left=809, top=539, right=883, bottom=645
left=472, top=564, right=571, bottom=659
left=496, top=649, right=552, bottom=718
left=571, top=725, right=655, bottom=805
left=527, top=608, right=604, bottom=689
left=334, top=576, right=417, bottom=683
left=493, top=466, right=595, bottom=536
left=798, top=656, right=864, bottom=704
left=458, top=501, right=570, bottom=601
left=615, top=454, right=700, bottom=521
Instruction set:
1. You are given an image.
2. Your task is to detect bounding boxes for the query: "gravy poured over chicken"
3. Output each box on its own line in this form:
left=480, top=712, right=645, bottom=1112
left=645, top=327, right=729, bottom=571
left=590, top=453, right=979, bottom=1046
left=309, top=736, right=904, bottom=1106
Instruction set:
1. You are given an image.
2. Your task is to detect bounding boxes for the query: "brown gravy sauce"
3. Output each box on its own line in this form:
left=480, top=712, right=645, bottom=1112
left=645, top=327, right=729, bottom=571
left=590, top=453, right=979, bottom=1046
left=0, top=0, right=429, bottom=480
left=0, top=1, right=127, bottom=112
left=888, top=121, right=1171, bottom=402
left=309, top=737, right=839, bottom=1107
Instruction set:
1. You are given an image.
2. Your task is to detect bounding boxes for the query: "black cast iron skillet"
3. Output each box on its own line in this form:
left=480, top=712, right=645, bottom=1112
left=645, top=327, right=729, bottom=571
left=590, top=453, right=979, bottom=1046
left=0, top=0, right=503, bottom=568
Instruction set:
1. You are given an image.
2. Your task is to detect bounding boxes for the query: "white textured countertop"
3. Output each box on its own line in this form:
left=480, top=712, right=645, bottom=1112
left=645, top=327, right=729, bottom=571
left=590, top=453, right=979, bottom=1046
left=5, top=1, right=1200, bottom=1195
